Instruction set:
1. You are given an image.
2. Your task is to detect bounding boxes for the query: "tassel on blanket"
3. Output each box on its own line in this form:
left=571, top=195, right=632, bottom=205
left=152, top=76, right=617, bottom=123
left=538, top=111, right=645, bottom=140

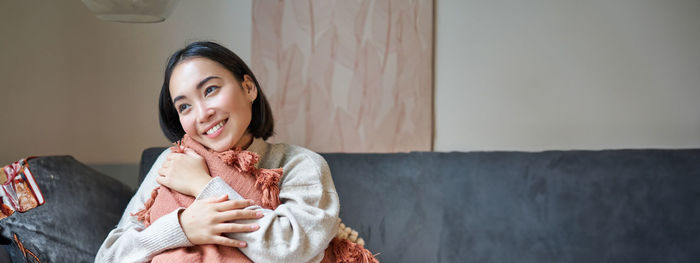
left=218, top=150, right=259, bottom=172
left=132, top=186, right=160, bottom=227
left=329, top=237, right=378, bottom=263
left=255, top=168, right=283, bottom=209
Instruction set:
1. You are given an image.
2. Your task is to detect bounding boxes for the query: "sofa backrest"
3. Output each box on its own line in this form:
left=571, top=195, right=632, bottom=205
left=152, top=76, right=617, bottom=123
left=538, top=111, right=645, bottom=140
left=141, top=148, right=700, bottom=263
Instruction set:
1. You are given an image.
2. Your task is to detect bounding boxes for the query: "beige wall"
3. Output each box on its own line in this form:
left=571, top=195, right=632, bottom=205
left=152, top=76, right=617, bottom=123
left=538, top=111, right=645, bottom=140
left=0, top=0, right=252, bottom=165
left=3, top=0, right=700, bottom=171
left=434, top=0, right=700, bottom=151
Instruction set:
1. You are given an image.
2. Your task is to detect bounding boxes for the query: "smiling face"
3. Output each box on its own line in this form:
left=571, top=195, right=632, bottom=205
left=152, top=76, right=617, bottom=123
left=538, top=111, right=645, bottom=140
left=168, top=57, right=258, bottom=151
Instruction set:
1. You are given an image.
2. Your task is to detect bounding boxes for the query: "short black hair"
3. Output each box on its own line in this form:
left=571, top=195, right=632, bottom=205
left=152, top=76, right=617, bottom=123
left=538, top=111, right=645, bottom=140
left=158, top=41, right=274, bottom=142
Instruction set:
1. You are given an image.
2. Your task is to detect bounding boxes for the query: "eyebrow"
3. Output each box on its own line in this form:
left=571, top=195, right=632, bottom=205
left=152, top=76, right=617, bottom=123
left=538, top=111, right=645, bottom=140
left=172, top=76, right=222, bottom=104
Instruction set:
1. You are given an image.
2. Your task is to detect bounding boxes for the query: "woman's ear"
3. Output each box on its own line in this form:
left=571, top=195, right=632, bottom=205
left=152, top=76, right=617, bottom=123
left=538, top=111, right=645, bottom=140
left=242, top=74, right=258, bottom=103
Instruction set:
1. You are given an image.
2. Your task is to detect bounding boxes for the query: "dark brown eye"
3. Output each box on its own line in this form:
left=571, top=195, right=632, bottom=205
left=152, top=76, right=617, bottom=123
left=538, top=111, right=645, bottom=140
left=178, top=104, right=190, bottom=113
left=205, top=86, right=219, bottom=96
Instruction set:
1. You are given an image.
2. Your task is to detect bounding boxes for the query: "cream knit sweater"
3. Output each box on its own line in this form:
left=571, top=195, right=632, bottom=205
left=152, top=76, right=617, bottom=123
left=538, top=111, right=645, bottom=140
left=95, top=138, right=340, bottom=263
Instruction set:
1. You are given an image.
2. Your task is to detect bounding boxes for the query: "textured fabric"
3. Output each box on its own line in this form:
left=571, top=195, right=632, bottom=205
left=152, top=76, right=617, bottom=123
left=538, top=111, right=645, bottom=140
left=96, top=149, right=192, bottom=263
left=324, top=150, right=700, bottom=263
left=138, top=135, right=375, bottom=263
left=98, top=138, right=340, bottom=263
left=137, top=135, right=282, bottom=263
left=0, top=156, right=133, bottom=263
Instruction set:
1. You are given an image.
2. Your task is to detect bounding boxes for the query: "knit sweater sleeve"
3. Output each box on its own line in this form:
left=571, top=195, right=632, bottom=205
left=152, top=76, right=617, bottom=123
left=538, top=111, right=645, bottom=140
left=95, top=148, right=193, bottom=263
left=196, top=145, right=340, bottom=263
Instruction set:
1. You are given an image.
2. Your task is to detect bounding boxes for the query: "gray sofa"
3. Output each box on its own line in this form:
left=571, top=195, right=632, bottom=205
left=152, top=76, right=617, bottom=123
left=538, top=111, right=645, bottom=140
left=1, top=148, right=699, bottom=262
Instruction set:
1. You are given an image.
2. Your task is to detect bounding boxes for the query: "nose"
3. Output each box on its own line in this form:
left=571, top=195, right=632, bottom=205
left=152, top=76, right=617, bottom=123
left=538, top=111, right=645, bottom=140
left=196, top=102, right=215, bottom=123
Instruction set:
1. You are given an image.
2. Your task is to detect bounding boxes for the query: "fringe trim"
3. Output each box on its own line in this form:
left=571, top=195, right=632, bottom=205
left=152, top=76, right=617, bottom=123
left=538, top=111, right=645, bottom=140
left=329, top=238, right=379, bottom=263
left=131, top=186, right=160, bottom=227
left=218, top=150, right=259, bottom=172
left=336, top=222, right=365, bottom=246
left=14, top=233, right=41, bottom=263
left=255, top=168, right=283, bottom=209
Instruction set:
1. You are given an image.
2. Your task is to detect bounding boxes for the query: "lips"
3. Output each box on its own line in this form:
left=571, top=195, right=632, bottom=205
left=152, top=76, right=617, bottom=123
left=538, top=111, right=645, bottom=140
left=203, top=119, right=227, bottom=138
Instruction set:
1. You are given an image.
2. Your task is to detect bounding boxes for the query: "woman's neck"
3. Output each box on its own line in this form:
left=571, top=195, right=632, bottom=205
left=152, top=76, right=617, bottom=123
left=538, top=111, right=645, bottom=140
left=235, top=133, right=255, bottom=150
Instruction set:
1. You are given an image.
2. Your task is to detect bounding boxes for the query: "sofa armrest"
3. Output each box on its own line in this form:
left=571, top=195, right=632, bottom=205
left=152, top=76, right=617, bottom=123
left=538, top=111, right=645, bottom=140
left=0, top=156, right=133, bottom=262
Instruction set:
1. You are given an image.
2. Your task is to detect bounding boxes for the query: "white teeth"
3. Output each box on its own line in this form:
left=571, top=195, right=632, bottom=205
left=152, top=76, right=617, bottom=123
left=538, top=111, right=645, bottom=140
left=206, top=122, right=224, bottom=135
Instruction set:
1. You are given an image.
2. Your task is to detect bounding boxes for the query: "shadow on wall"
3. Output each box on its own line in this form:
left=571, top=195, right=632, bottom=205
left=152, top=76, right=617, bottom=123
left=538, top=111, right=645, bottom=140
left=89, top=164, right=139, bottom=190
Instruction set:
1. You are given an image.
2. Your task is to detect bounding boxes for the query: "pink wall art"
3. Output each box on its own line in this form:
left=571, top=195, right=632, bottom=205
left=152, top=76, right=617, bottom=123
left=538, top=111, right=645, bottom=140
left=251, top=0, right=433, bottom=152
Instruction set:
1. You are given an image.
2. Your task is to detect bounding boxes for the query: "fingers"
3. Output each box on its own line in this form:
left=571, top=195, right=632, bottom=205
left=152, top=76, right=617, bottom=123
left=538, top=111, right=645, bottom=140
left=168, top=148, right=201, bottom=159
left=214, top=222, right=260, bottom=234
left=156, top=165, right=170, bottom=186
left=155, top=175, right=165, bottom=185
left=184, top=147, right=201, bottom=158
left=211, top=235, right=247, bottom=248
left=166, top=152, right=177, bottom=161
left=214, top=209, right=264, bottom=222
left=157, top=165, right=169, bottom=176
left=191, top=195, right=229, bottom=207
left=180, top=197, right=262, bottom=248
left=215, top=199, right=254, bottom=211
left=207, top=194, right=229, bottom=203
left=165, top=151, right=186, bottom=161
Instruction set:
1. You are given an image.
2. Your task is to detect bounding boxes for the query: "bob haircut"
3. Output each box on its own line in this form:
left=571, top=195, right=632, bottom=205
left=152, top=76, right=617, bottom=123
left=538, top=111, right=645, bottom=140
left=159, top=41, right=274, bottom=142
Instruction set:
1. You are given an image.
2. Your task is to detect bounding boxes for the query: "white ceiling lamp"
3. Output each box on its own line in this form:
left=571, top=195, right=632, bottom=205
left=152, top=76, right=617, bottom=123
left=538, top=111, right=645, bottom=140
left=82, top=0, right=180, bottom=23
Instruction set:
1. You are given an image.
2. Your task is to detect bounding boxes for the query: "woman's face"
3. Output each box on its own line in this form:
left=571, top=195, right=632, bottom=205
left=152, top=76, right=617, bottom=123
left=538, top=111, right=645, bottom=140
left=169, top=57, right=258, bottom=151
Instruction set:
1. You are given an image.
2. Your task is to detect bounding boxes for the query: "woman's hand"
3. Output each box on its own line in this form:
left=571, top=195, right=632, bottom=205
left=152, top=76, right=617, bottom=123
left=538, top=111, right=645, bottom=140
left=179, top=195, right=263, bottom=247
left=157, top=147, right=212, bottom=197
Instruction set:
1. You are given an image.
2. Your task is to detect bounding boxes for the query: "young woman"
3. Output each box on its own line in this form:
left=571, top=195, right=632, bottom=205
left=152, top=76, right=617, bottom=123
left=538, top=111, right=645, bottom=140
left=96, top=42, right=340, bottom=262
